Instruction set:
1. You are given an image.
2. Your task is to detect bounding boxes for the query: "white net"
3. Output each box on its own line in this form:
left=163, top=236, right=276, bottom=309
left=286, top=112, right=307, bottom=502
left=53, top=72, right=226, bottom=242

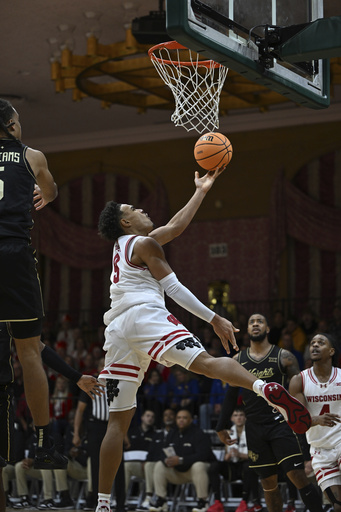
left=149, top=42, right=228, bottom=134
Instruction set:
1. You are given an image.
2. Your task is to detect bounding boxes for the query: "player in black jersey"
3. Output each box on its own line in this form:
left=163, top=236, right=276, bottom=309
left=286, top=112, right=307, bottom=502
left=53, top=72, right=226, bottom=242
left=0, top=98, right=64, bottom=470
left=216, top=313, right=323, bottom=512
left=0, top=321, right=105, bottom=512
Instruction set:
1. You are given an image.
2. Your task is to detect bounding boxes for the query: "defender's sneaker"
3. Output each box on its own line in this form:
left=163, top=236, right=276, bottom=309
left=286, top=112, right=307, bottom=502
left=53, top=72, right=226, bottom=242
left=34, top=445, right=68, bottom=470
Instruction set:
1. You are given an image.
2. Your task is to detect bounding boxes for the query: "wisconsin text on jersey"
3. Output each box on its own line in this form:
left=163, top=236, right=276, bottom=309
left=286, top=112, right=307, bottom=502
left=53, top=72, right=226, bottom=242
left=306, top=394, right=341, bottom=402
left=0, top=151, right=20, bottom=163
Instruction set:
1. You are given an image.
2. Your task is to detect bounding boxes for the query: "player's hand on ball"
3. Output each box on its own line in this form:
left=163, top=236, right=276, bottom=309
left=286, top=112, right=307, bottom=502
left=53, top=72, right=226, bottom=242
left=194, top=167, right=224, bottom=193
left=209, top=163, right=227, bottom=176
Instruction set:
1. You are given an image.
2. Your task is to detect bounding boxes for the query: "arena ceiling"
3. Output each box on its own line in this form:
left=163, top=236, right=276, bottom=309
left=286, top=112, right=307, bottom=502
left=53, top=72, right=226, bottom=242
left=1, top=0, right=341, bottom=153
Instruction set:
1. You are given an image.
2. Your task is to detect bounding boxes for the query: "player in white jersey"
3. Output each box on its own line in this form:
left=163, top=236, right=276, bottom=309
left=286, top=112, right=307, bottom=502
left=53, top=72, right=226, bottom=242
left=95, top=170, right=313, bottom=512
left=290, top=333, right=341, bottom=511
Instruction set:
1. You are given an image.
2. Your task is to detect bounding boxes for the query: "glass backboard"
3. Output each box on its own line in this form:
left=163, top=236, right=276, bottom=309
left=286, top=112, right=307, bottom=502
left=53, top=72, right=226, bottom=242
left=166, top=0, right=330, bottom=109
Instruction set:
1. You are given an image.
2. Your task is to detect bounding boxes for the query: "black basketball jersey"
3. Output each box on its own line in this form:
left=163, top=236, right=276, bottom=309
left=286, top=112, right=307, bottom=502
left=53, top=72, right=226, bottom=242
left=237, top=345, right=286, bottom=424
left=0, top=139, right=36, bottom=240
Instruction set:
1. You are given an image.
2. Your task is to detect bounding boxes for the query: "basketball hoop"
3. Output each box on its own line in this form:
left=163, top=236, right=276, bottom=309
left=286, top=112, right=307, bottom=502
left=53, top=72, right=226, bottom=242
left=148, top=41, right=228, bottom=134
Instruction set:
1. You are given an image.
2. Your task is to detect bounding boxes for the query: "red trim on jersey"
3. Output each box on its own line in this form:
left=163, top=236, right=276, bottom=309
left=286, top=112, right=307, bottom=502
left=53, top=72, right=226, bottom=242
left=300, top=371, right=305, bottom=393
left=108, top=363, right=140, bottom=371
left=316, top=466, right=339, bottom=482
left=100, top=369, right=139, bottom=379
left=329, top=367, right=338, bottom=384
left=307, top=368, right=318, bottom=385
left=148, top=328, right=191, bottom=359
left=125, top=235, right=148, bottom=270
left=99, top=362, right=140, bottom=380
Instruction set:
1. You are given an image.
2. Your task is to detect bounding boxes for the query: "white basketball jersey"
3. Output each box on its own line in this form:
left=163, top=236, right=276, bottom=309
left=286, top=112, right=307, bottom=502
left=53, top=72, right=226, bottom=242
left=301, top=366, right=341, bottom=449
left=104, top=235, right=165, bottom=324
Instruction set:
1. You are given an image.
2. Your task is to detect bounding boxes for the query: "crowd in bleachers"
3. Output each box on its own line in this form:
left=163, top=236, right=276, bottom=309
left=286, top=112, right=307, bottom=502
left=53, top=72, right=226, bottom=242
left=5, top=304, right=341, bottom=511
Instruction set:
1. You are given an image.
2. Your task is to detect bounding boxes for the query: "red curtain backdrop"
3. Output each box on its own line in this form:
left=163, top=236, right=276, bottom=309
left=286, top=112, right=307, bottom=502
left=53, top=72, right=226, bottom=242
left=270, top=150, right=341, bottom=317
left=31, top=150, right=341, bottom=328
left=31, top=173, right=169, bottom=326
left=169, top=217, right=270, bottom=305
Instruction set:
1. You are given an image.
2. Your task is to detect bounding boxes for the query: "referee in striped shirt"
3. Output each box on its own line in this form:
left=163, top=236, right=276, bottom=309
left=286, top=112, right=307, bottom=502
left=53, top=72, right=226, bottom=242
left=73, top=363, right=125, bottom=511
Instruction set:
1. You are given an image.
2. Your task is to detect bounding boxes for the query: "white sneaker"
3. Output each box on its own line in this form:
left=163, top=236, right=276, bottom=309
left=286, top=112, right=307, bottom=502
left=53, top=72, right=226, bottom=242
left=95, top=501, right=110, bottom=512
left=149, top=498, right=168, bottom=512
left=192, top=499, right=208, bottom=512
left=136, top=497, right=151, bottom=511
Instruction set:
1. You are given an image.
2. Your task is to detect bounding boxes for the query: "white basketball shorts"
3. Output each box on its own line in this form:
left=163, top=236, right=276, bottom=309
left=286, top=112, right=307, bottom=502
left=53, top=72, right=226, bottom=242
left=99, top=303, right=206, bottom=412
left=311, top=445, right=341, bottom=491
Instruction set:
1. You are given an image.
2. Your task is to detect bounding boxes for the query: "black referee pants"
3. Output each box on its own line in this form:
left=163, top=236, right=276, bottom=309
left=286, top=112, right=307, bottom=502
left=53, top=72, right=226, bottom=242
left=87, top=419, right=125, bottom=507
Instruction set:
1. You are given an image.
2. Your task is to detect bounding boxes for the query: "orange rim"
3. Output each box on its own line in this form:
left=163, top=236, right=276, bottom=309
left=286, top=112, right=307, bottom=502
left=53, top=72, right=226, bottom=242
left=148, top=40, right=223, bottom=69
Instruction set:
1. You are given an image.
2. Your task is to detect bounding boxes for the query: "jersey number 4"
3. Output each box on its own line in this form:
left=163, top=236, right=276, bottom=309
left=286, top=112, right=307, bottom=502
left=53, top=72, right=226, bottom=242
left=319, top=404, right=330, bottom=415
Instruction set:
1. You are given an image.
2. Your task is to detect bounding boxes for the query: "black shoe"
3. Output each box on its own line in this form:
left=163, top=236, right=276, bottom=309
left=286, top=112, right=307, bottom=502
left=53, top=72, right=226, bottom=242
left=149, top=497, right=167, bottom=512
left=192, top=499, right=208, bottom=512
left=52, top=497, right=74, bottom=510
left=13, top=496, right=33, bottom=509
left=34, top=445, right=68, bottom=470
left=38, top=500, right=57, bottom=510
left=83, top=495, right=96, bottom=511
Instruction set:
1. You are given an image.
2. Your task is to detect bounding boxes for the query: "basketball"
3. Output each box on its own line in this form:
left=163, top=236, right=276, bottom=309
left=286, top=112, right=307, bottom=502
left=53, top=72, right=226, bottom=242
left=194, top=132, right=233, bottom=171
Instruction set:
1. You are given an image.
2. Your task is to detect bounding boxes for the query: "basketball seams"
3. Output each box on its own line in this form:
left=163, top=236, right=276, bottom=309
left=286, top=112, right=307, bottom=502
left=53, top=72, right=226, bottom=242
left=195, top=147, right=228, bottom=161
left=194, top=131, right=233, bottom=171
left=211, top=132, right=225, bottom=144
left=195, top=142, right=226, bottom=148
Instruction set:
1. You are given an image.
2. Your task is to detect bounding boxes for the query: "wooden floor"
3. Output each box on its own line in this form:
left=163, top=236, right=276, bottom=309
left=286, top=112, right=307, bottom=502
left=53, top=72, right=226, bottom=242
left=6, top=501, right=308, bottom=512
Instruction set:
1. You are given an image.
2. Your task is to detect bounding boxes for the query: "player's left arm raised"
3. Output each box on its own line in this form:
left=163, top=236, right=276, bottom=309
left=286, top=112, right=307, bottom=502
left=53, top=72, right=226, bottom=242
left=149, top=167, right=224, bottom=246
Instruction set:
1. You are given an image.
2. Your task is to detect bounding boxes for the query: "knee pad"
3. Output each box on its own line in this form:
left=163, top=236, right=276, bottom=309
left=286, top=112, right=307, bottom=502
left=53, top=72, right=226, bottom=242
left=325, top=486, right=341, bottom=506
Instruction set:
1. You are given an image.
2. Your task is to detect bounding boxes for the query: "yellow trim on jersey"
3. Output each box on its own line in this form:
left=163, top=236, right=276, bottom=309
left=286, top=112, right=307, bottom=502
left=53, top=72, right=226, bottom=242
left=278, top=453, right=302, bottom=465
left=0, top=318, right=39, bottom=322
left=5, top=391, right=11, bottom=461
left=249, top=452, right=302, bottom=468
left=249, top=462, right=278, bottom=468
left=22, top=146, right=37, bottom=181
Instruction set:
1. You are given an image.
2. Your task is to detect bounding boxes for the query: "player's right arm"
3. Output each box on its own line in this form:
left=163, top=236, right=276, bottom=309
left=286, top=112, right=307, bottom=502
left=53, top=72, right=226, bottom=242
left=215, top=378, right=240, bottom=445
left=26, top=147, right=58, bottom=206
left=149, top=168, right=224, bottom=246
left=289, top=373, right=307, bottom=406
left=133, top=236, right=239, bottom=352
left=289, top=374, right=340, bottom=428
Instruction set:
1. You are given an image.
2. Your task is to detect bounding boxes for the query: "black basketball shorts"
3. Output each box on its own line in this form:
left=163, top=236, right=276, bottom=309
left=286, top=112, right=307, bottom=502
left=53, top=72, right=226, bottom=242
left=0, top=240, right=44, bottom=323
left=246, top=419, right=304, bottom=479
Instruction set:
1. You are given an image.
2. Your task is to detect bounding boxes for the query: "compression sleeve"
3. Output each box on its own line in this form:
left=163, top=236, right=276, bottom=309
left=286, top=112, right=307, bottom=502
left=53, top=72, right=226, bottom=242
left=160, top=272, right=215, bottom=323
left=41, top=345, right=82, bottom=383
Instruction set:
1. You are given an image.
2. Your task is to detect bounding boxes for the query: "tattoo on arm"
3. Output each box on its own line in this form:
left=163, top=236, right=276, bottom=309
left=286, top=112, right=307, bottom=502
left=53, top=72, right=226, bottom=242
left=281, top=349, right=300, bottom=381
